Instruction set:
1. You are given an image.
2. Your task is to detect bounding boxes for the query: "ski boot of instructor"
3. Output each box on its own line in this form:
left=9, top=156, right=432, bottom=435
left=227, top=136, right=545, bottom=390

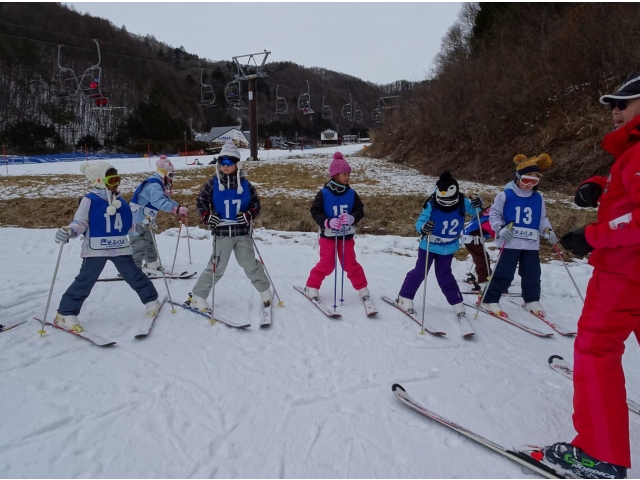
left=539, top=73, right=640, bottom=479
left=129, top=155, right=188, bottom=273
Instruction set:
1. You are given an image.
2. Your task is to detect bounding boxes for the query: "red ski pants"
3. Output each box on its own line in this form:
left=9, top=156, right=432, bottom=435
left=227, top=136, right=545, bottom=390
left=306, top=237, right=367, bottom=291
left=572, top=269, right=640, bottom=468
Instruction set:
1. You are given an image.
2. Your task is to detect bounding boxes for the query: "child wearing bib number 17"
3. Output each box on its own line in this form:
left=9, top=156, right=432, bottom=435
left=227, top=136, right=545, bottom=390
left=482, top=153, right=557, bottom=318
left=53, top=162, right=160, bottom=333
left=396, top=172, right=482, bottom=321
left=304, top=152, right=370, bottom=303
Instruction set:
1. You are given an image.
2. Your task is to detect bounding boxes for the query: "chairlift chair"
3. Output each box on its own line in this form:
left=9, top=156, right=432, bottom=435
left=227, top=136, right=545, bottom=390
left=76, top=40, right=111, bottom=108
left=225, top=80, right=246, bottom=109
left=341, top=94, right=353, bottom=121
left=353, top=104, right=363, bottom=124
left=199, top=69, right=217, bottom=107
left=275, top=85, right=288, bottom=114
left=54, top=45, right=80, bottom=98
left=372, top=103, right=382, bottom=125
left=321, top=96, right=332, bottom=119
left=298, top=80, right=314, bottom=115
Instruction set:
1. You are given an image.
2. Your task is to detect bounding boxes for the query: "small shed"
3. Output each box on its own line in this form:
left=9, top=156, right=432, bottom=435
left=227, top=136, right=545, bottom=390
left=320, top=129, right=338, bottom=144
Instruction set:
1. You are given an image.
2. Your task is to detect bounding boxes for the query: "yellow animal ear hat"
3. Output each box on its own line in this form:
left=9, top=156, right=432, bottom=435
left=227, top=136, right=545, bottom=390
left=513, top=153, right=552, bottom=176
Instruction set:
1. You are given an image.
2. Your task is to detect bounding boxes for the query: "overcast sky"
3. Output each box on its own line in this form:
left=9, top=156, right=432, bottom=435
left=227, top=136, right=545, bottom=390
left=66, top=2, right=462, bottom=85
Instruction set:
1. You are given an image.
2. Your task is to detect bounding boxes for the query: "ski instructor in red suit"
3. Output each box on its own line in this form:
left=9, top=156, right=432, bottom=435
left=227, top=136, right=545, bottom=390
left=537, top=73, right=640, bottom=479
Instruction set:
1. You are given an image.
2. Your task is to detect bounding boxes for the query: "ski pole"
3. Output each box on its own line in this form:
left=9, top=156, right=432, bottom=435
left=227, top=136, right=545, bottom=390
left=184, top=214, right=192, bottom=264
left=333, top=232, right=338, bottom=311
left=147, top=217, right=176, bottom=313
left=169, top=219, right=183, bottom=282
left=420, top=235, right=431, bottom=335
left=475, top=222, right=513, bottom=319
left=552, top=242, right=585, bottom=303
left=210, top=232, right=218, bottom=324
left=340, top=226, right=346, bottom=305
left=474, top=206, right=492, bottom=280
left=250, top=233, right=284, bottom=307
left=39, top=239, right=66, bottom=335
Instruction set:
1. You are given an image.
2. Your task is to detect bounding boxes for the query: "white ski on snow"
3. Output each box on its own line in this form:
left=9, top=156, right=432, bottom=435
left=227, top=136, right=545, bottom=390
left=380, top=296, right=446, bottom=336
left=463, top=302, right=553, bottom=337
left=259, top=302, right=272, bottom=328
left=461, top=291, right=522, bottom=297
left=509, top=300, right=577, bottom=336
left=33, top=318, right=116, bottom=347
left=548, top=355, right=640, bottom=415
left=96, top=271, right=197, bottom=282
left=293, top=285, right=341, bottom=318
left=134, top=296, right=167, bottom=339
left=169, top=301, right=251, bottom=329
left=362, top=296, right=378, bottom=317
left=391, top=384, right=565, bottom=479
left=456, top=313, right=475, bottom=338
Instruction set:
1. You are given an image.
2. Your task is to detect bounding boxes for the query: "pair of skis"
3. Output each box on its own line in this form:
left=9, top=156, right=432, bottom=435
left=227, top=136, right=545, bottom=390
left=96, top=271, right=197, bottom=282
left=293, top=285, right=378, bottom=319
left=169, top=301, right=256, bottom=329
left=32, top=296, right=168, bottom=346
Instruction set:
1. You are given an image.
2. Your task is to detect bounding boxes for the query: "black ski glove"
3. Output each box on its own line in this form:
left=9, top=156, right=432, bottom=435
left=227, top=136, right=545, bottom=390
left=420, top=220, right=435, bottom=236
left=575, top=182, right=602, bottom=208
left=203, top=213, right=221, bottom=230
left=470, top=196, right=483, bottom=209
left=560, top=227, right=594, bottom=256
left=236, top=209, right=256, bottom=225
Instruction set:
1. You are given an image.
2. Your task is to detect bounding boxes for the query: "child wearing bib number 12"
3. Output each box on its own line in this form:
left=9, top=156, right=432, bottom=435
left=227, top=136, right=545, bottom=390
left=482, top=153, right=557, bottom=318
left=396, top=172, right=482, bottom=321
left=304, top=152, right=370, bottom=302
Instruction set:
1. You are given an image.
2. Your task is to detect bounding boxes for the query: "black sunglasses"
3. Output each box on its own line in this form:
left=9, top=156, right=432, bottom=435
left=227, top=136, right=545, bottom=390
left=608, top=99, right=629, bottom=111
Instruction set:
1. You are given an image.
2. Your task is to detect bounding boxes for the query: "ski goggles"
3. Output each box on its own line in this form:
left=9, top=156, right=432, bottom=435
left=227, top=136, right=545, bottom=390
left=218, top=156, right=238, bottom=167
left=518, top=175, right=540, bottom=186
left=166, top=171, right=176, bottom=179
left=606, top=99, right=629, bottom=111
left=104, top=174, right=121, bottom=187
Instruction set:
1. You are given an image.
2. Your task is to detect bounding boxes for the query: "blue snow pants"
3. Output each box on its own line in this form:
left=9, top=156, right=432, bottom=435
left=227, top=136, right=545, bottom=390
left=58, top=255, right=158, bottom=316
left=483, top=248, right=541, bottom=304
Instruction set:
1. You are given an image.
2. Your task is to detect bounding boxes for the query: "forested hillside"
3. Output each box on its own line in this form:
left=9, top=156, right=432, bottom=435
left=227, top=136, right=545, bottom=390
left=369, top=3, right=640, bottom=190
left=0, top=2, right=409, bottom=155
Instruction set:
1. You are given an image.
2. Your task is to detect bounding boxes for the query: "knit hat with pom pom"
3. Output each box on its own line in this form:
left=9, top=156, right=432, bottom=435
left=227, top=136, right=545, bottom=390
left=79, top=161, right=121, bottom=215
left=513, top=153, right=552, bottom=176
left=328, top=151, right=351, bottom=177
left=156, top=155, right=175, bottom=176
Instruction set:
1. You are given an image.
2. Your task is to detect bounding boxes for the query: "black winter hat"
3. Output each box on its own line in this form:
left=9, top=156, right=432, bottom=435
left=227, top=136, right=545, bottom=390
left=600, top=72, right=640, bottom=104
left=435, top=171, right=459, bottom=207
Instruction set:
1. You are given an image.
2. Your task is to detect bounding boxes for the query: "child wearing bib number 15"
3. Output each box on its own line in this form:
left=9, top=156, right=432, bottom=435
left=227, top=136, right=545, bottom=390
left=53, top=162, right=160, bottom=333
left=304, top=152, right=370, bottom=302
left=482, top=153, right=557, bottom=317
left=396, top=172, right=482, bottom=321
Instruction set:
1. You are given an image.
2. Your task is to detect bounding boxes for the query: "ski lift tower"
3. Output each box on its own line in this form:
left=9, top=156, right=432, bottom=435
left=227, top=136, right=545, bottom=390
left=231, top=50, right=271, bottom=160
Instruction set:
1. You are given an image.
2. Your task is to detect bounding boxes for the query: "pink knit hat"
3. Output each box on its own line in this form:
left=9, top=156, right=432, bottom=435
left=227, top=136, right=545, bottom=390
left=329, top=152, right=352, bottom=177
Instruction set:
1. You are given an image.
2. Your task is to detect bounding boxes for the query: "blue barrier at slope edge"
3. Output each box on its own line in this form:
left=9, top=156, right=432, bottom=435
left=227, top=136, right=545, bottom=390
left=3, top=153, right=179, bottom=165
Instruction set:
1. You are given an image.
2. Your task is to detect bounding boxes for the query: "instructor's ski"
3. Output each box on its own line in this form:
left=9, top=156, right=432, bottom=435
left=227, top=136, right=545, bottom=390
left=134, top=296, right=167, bottom=339
left=293, top=286, right=341, bottom=318
left=548, top=355, right=640, bottom=415
left=391, top=384, right=565, bottom=479
left=509, top=300, right=576, bottom=336
left=0, top=321, right=27, bottom=333
left=381, top=296, right=446, bottom=336
left=33, top=318, right=116, bottom=347
left=170, top=301, right=251, bottom=329
left=464, top=302, right=553, bottom=337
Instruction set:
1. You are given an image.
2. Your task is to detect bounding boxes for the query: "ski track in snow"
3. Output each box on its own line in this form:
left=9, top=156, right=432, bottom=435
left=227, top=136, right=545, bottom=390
left=1, top=226, right=640, bottom=478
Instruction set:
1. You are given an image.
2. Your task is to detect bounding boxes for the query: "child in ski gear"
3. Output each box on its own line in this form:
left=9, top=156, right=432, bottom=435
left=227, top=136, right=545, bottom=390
left=89, top=79, right=108, bottom=107
left=304, top=152, right=369, bottom=302
left=129, top=156, right=188, bottom=272
left=397, top=172, right=481, bottom=321
left=189, top=140, right=272, bottom=311
left=462, top=204, right=495, bottom=290
left=542, top=73, right=640, bottom=478
left=54, top=162, right=159, bottom=332
left=482, top=154, right=555, bottom=318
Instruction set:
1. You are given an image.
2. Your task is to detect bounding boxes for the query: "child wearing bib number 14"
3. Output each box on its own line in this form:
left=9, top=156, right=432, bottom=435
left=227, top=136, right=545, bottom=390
left=304, top=152, right=370, bottom=303
left=482, top=153, right=557, bottom=318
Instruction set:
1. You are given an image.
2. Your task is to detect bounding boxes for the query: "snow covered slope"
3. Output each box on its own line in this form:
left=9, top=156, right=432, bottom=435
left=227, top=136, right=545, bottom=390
left=1, top=227, right=640, bottom=478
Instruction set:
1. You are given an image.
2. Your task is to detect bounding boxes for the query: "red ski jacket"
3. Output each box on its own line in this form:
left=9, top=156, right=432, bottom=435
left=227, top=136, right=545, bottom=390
left=585, top=114, right=640, bottom=277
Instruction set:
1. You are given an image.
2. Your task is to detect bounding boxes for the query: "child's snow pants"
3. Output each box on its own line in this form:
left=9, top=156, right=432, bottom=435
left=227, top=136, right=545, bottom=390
left=306, top=237, right=367, bottom=290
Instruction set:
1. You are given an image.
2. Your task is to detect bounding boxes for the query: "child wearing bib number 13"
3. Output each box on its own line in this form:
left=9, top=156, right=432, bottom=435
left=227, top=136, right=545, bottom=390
left=482, top=153, right=557, bottom=318
left=304, top=152, right=370, bottom=303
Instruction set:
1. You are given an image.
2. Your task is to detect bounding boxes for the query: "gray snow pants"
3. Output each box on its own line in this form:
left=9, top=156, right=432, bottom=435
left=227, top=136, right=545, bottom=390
left=129, top=231, right=158, bottom=268
left=192, top=235, right=270, bottom=299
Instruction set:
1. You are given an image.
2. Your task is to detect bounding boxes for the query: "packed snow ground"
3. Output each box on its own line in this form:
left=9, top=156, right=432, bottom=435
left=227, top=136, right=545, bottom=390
left=2, top=227, right=640, bottom=478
